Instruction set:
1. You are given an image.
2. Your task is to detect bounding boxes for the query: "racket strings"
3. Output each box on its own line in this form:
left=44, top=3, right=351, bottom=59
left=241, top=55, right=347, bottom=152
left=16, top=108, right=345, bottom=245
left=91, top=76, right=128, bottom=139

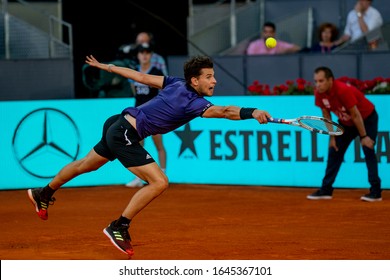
left=299, top=119, right=343, bottom=134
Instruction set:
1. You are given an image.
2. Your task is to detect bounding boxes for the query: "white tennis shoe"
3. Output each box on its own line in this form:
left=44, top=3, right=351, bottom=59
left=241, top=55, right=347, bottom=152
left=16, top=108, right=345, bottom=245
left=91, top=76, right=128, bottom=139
left=125, top=177, right=144, bottom=188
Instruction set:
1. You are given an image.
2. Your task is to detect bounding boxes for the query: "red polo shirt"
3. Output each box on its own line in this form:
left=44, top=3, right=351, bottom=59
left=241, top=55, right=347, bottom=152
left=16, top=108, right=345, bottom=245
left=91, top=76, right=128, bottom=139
left=314, top=80, right=374, bottom=126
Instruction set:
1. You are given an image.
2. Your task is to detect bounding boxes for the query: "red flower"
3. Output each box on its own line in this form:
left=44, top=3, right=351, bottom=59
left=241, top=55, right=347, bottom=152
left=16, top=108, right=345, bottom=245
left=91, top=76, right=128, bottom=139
left=297, top=83, right=305, bottom=91
left=248, top=76, right=389, bottom=95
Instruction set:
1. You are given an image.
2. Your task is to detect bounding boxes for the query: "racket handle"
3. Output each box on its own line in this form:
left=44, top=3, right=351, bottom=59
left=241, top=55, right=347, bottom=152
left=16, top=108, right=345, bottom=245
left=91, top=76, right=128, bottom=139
left=267, top=117, right=284, bottom=123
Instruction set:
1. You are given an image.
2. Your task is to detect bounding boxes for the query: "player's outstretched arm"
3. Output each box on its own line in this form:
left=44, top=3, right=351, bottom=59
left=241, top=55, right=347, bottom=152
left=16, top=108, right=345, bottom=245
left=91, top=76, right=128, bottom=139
left=85, top=55, right=164, bottom=89
left=203, top=105, right=270, bottom=124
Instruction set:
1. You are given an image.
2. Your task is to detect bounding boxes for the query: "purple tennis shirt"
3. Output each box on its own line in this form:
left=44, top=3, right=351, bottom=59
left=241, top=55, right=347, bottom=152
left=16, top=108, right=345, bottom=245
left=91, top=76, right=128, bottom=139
left=122, top=76, right=213, bottom=139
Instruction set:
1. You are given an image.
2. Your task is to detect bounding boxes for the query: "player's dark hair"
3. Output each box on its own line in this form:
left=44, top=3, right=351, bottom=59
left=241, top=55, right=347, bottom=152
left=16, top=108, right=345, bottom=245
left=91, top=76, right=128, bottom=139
left=314, top=66, right=334, bottom=80
left=183, top=56, right=214, bottom=84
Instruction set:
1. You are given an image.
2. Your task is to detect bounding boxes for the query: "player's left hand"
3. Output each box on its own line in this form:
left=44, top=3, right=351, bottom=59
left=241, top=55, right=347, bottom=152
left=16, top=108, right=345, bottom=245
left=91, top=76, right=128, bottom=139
left=85, top=55, right=100, bottom=67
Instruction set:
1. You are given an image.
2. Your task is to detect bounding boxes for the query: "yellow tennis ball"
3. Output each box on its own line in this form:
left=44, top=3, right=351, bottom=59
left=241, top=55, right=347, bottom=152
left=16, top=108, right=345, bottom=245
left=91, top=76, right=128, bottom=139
left=265, top=37, right=277, bottom=48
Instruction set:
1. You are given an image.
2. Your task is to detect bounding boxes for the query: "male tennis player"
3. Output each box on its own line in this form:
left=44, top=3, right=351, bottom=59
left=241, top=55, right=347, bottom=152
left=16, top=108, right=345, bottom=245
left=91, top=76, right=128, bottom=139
left=307, top=66, right=381, bottom=202
left=27, top=55, right=271, bottom=257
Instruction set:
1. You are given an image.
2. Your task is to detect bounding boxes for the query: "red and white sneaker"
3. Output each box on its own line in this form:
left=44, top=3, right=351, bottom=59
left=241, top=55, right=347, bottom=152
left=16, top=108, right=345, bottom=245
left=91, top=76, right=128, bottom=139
left=27, top=188, right=56, bottom=220
left=103, top=221, right=134, bottom=257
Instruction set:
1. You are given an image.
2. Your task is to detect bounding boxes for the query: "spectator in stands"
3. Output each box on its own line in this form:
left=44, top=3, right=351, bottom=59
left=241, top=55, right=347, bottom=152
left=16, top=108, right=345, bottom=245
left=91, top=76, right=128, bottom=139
left=335, top=0, right=383, bottom=47
left=135, top=32, right=168, bottom=76
left=310, top=22, right=339, bottom=53
left=246, top=22, right=301, bottom=55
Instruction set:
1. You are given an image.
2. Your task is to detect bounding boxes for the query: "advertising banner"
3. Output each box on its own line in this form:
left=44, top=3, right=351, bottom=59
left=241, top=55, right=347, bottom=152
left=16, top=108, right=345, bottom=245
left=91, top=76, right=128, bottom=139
left=0, top=96, right=388, bottom=190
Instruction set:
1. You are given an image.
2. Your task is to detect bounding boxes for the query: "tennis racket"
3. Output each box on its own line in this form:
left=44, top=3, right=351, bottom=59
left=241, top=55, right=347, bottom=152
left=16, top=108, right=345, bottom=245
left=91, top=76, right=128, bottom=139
left=267, top=116, right=344, bottom=136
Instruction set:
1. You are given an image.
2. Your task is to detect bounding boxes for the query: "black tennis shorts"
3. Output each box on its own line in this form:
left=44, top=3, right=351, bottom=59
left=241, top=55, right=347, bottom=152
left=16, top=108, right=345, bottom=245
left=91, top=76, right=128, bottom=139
left=94, top=114, right=155, bottom=168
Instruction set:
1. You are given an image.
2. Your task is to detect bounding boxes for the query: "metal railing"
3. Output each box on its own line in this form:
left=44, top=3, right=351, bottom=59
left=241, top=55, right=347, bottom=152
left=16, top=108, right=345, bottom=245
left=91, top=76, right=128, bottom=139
left=188, top=0, right=262, bottom=56
left=0, top=0, right=72, bottom=59
left=187, top=0, right=313, bottom=56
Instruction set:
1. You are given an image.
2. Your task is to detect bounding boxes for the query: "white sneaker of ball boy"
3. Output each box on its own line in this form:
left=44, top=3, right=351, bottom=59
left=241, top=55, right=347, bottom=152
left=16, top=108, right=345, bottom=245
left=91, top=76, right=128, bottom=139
left=125, top=177, right=144, bottom=188
left=125, top=168, right=166, bottom=188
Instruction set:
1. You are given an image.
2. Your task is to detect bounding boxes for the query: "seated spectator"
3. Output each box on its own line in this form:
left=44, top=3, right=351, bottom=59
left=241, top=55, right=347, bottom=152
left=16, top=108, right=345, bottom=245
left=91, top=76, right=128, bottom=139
left=311, top=22, right=339, bottom=53
left=246, top=22, right=301, bottom=55
left=335, top=0, right=383, bottom=47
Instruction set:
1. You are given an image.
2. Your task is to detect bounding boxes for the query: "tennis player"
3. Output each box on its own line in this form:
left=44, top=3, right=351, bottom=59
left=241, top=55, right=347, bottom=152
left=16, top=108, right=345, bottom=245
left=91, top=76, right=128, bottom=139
left=27, top=55, right=271, bottom=257
left=307, top=66, right=382, bottom=202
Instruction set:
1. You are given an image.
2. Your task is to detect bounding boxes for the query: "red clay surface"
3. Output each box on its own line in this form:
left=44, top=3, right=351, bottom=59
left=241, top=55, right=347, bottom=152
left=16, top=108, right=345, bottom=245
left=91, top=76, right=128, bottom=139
left=1, top=184, right=389, bottom=260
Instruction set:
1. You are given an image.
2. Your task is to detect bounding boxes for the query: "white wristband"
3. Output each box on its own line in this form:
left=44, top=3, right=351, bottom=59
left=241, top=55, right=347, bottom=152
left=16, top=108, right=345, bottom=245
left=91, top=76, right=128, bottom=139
left=107, top=64, right=114, bottom=72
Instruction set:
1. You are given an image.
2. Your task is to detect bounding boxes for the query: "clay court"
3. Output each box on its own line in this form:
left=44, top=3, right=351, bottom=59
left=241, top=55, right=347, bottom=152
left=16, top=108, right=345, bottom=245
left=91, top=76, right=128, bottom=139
left=1, top=184, right=389, bottom=260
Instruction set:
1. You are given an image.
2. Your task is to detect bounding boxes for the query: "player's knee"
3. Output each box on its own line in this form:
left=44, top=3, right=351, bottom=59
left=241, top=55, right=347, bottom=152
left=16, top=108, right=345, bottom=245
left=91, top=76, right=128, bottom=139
left=155, top=174, right=169, bottom=193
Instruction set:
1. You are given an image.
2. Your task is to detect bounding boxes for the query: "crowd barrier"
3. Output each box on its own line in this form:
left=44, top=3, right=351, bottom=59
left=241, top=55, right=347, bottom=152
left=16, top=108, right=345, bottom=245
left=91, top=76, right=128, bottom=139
left=0, top=95, right=389, bottom=190
left=167, top=53, right=390, bottom=96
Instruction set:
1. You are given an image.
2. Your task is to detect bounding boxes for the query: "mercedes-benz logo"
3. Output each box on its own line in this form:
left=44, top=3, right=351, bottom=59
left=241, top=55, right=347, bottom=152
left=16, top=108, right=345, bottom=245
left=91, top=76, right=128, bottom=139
left=12, top=108, right=80, bottom=179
